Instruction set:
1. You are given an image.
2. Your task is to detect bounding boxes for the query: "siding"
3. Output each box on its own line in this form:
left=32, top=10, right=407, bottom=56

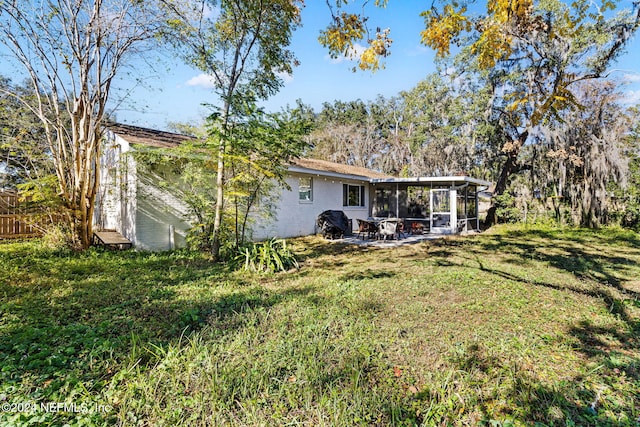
left=134, top=170, right=191, bottom=251
left=97, top=133, right=191, bottom=251
left=253, top=173, right=370, bottom=240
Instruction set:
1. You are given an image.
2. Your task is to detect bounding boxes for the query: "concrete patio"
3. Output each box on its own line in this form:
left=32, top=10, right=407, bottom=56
left=333, top=232, right=446, bottom=248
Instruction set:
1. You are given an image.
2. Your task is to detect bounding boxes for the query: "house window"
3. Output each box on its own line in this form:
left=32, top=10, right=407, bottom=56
left=343, top=184, right=365, bottom=207
left=299, top=177, right=313, bottom=202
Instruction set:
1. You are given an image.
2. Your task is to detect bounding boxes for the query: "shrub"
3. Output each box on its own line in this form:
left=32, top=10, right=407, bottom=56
left=621, top=202, right=640, bottom=230
left=493, top=193, right=522, bottom=224
left=236, top=238, right=299, bottom=273
left=41, top=224, right=75, bottom=251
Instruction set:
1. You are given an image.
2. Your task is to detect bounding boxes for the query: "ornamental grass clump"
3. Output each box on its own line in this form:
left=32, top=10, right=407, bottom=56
left=237, top=238, right=299, bottom=273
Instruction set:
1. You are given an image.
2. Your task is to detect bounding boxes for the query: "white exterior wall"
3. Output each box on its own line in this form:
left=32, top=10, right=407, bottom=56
left=134, top=171, right=191, bottom=251
left=253, top=172, right=370, bottom=240
left=95, top=134, right=136, bottom=243
left=96, top=133, right=192, bottom=251
left=98, top=133, right=376, bottom=248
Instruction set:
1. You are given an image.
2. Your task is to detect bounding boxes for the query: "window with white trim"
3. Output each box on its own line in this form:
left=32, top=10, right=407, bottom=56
left=343, top=184, right=365, bottom=207
left=299, top=177, right=313, bottom=202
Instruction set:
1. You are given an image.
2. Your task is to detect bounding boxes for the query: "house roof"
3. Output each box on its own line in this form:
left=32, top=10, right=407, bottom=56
left=105, top=122, right=492, bottom=187
left=106, top=122, right=389, bottom=179
left=289, top=158, right=391, bottom=180
left=106, top=122, right=194, bottom=148
left=371, top=176, right=493, bottom=188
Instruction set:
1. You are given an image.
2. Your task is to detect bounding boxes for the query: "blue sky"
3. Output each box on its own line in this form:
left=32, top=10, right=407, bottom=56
left=117, top=1, right=640, bottom=131
left=115, top=1, right=440, bottom=130
left=2, top=2, right=638, bottom=131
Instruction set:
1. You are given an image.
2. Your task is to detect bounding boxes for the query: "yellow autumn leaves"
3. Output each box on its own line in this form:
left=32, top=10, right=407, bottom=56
left=318, top=12, right=391, bottom=71
left=421, top=0, right=533, bottom=68
left=420, top=5, right=470, bottom=57
left=319, top=0, right=537, bottom=72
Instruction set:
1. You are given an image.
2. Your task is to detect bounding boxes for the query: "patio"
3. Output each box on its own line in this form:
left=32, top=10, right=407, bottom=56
left=333, top=229, right=480, bottom=248
left=340, top=232, right=442, bottom=248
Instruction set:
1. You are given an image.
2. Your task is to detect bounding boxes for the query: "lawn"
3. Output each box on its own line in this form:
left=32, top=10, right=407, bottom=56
left=0, top=225, right=639, bottom=426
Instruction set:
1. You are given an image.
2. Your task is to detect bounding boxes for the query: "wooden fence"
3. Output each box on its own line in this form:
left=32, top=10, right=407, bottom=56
left=0, top=190, right=57, bottom=238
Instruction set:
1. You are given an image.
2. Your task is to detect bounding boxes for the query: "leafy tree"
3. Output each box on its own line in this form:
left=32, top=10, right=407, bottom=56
left=310, top=72, right=499, bottom=179
left=320, top=1, right=639, bottom=75
left=536, top=81, right=632, bottom=227
left=310, top=99, right=388, bottom=171
left=320, top=0, right=640, bottom=226
left=224, top=104, right=310, bottom=249
left=621, top=110, right=640, bottom=228
left=0, top=0, right=181, bottom=248
left=0, top=77, right=53, bottom=189
left=134, top=104, right=309, bottom=256
left=169, top=0, right=303, bottom=259
left=479, top=0, right=638, bottom=224
left=400, top=71, right=498, bottom=178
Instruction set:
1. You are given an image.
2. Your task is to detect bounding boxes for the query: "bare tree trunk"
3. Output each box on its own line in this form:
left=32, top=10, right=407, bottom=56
left=211, top=135, right=226, bottom=259
left=1, top=0, right=173, bottom=249
left=211, top=96, right=233, bottom=260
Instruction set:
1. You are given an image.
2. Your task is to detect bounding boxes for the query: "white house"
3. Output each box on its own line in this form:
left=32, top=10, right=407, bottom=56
left=95, top=123, right=194, bottom=251
left=253, top=157, right=391, bottom=239
left=95, top=123, right=491, bottom=250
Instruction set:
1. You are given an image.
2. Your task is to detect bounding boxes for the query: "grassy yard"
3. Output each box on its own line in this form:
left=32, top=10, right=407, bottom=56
left=0, top=225, right=639, bottom=426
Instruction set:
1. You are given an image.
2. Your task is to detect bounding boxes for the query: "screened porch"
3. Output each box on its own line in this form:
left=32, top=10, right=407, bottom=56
left=368, top=177, right=492, bottom=235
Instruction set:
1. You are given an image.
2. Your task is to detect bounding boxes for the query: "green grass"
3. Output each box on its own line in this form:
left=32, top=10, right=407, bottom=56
left=1, top=225, right=639, bottom=426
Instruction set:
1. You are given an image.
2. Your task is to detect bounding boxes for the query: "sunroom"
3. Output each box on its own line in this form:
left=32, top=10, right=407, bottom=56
left=368, top=176, right=492, bottom=234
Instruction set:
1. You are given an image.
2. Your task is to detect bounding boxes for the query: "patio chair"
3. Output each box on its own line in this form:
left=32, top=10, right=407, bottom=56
left=409, top=221, right=424, bottom=235
left=356, top=218, right=377, bottom=240
left=397, top=219, right=407, bottom=238
left=377, top=220, right=398, bottom=241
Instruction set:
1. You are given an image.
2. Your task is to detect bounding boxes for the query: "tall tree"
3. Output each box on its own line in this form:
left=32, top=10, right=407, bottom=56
left=0, top=0, right=177, bottom=248
left=310, top=99, right=387, bottom=170
left=320, top=0, right=640, bottom=225
left=170, top=0, right=303, bottom=259
left=310, top=73, right=498, bottom=179
left=0, top=76, right=53, bottom=189
left=400, top=71, right=497, bottom=178
left=473, top=0, right=639, bottom=223
left=133, top=103, right=309, bottom=255
left=537, top=81, right=632, bottom=227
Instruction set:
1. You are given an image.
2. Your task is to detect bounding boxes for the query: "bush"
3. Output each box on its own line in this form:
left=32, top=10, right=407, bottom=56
left=41, top=224, right=74, bottom=251
left=236, top=238, right=299, bottom=273
left=621, top=202, right=640, bottom=230
left=493, top=193, right=522, bottom=224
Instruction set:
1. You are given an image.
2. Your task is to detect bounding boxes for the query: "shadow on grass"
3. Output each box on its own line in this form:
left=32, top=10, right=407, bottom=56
left=410, top=228, right=640, bottom=425
left=292, top=236, right=371, bottom=267
left=339, top=269, right=396, bottom=282
left=379, top=339, right=639, bottom=425
left=0, top=247, right=318, bottom=413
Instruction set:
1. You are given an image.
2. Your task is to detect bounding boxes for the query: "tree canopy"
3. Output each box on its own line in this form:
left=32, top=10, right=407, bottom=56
left=320, top=0, right=639, bottom=225
left=168, top=0, right=304, bottom=259
left=0, top=0, right=182, bottom=248
left=0, top=77, right=53, bottom=189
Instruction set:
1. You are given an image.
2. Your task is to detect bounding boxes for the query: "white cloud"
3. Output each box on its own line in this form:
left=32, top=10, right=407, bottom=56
left=621, top=89, right=640, bottom=105
left=276, top=71, right=294, bottom=84
left=405, top=45, right=430, bottom=57
left=186, top=74, right=217, bottom=89
left=325, top=43, right=367, bottom=64
left=623, top=73, right=640, bottom=83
